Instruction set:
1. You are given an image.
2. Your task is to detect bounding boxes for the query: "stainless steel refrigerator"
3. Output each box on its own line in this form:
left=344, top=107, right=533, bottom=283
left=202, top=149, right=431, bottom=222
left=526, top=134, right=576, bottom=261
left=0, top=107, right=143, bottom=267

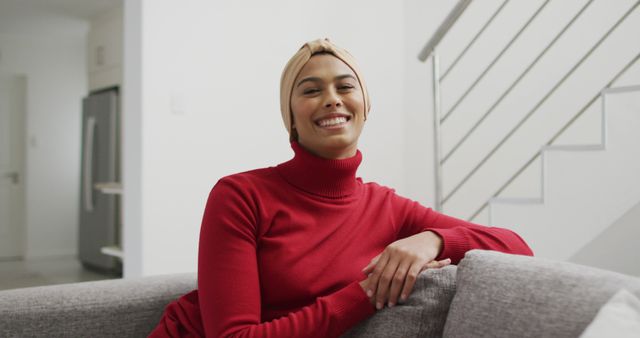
left=78, top=88, right=121, bottom=273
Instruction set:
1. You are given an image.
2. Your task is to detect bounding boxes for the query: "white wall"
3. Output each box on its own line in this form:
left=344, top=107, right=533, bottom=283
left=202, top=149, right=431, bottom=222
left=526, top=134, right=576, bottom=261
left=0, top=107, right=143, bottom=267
left=123, top=0, right=407, bottom=277
left=0, top=11, right=88, bottom=257
left=570, top=200, right=640, bottom=277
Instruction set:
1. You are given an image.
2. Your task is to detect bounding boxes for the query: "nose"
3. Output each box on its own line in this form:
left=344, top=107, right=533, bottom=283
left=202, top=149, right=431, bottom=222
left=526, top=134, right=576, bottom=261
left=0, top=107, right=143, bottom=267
left=324, top=87, right=342, bottom=108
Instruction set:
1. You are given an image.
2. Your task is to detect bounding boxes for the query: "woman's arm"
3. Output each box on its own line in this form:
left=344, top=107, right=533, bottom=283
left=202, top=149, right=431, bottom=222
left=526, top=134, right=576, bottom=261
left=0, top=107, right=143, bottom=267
left=394, top=195, right=534, bottom=262
left=198, top=178, right=375, bottom=338
left=361, top=191, right=533, bottom=310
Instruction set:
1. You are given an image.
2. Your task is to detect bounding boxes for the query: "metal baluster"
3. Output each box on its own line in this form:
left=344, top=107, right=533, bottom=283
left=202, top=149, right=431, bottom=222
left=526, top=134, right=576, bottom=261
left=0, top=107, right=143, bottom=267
left=432, top=52, right=444, bottom=212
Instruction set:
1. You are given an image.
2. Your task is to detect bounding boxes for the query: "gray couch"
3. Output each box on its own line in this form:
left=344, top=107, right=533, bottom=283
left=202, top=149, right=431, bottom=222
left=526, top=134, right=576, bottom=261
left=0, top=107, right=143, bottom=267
left=1, top=250, right=639, bottom=337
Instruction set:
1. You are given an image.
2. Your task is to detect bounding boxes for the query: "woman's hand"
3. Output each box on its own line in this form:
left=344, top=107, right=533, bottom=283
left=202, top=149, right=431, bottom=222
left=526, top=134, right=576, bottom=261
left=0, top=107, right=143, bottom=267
left=361, top=231, right=450, bottom=310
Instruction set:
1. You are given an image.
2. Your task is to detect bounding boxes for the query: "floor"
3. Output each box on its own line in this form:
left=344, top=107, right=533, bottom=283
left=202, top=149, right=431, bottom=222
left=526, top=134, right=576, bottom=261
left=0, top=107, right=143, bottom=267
left=0, top=255, right=120, bottom=291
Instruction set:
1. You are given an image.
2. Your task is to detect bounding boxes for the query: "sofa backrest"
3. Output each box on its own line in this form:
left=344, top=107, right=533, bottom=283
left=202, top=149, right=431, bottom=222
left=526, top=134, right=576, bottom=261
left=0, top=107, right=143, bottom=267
left=0, top=273, right=196, bottom=338
left=443, top=250, right=640, bottom=338
left=343, top=265, right=457, bottom=337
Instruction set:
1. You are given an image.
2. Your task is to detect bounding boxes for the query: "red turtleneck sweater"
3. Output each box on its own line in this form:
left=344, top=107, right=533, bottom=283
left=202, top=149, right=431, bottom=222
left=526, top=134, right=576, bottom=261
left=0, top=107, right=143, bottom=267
left=149, top=142, right=533, bottom=338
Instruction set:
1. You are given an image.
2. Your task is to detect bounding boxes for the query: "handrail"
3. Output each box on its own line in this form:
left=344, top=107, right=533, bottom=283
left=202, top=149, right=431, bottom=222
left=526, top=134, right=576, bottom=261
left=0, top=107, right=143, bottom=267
left=418, top=0, right=473, bottom=61
left=469, top=53, right=640, bottom=220
left=442, top=2, right=639, bottom=206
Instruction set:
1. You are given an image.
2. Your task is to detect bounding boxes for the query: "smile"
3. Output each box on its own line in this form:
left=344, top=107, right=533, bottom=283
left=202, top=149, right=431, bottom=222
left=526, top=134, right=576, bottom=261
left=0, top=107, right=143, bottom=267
left=315, top=116, right=351, bottom=128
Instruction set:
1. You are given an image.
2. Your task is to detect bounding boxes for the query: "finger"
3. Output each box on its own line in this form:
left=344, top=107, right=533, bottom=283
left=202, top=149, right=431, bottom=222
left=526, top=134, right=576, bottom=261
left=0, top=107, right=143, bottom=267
left=362, top=254, right=381, bottom=275
left=387, top=258, right=412, bottom=308
left=422, top=258, right=452, bottom=271
left=361, top=274, right=375, bottom=306
left=366, top=252, right=389, bottom=300
left=399, top=263, right=422, bottom=303
left=375, top=255, right=401, bottom=310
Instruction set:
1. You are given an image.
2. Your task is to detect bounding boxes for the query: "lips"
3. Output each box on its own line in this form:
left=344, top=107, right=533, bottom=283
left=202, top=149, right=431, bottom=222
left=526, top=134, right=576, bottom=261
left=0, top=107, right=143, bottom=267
left=314, top=113, right=352, bottom=128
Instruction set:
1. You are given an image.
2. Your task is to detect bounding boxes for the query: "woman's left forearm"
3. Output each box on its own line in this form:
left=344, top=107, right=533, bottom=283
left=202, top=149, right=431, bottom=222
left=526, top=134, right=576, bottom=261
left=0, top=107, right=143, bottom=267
left=427, top=219, right=534, bottom=264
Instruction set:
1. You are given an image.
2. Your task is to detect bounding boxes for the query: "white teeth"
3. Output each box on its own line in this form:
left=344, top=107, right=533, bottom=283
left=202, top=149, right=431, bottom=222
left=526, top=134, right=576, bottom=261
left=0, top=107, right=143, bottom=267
left=318, top=117, right=348, bottom=127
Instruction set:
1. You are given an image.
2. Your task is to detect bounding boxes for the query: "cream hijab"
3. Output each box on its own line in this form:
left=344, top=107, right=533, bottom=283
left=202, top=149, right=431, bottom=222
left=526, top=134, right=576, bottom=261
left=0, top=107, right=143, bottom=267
left=279, top=38, right=371, bottom=140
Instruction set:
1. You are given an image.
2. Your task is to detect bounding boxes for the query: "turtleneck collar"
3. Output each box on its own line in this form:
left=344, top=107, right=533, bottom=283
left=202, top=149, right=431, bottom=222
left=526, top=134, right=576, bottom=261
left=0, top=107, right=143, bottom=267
left=275, top=142, right=362, bottom=198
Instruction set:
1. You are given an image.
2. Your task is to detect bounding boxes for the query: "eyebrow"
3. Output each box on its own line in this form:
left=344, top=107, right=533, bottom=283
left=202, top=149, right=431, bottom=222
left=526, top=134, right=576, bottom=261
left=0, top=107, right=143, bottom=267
left=296, top=74, right=357, bottom=87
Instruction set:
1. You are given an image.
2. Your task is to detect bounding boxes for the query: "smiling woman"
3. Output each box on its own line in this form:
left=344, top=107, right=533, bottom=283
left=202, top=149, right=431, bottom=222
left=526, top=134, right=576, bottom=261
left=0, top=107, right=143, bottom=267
left=289, top=53, right=365, bottom=159
left=148, top=38, right=533, bottom=338
left=280, top=39, right=371, bottom=161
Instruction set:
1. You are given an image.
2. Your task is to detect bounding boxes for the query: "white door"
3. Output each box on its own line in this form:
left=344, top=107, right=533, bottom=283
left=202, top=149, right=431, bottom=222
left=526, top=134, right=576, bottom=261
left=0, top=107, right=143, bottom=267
left=0, top=74, right=26, bottom=259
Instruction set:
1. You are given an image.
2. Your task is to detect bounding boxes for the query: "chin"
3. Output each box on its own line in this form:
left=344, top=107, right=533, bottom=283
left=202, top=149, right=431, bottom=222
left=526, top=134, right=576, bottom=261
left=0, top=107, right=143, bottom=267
left=299, top=132, right=360, bottom=157
left=323, top=134, right=354, bottom=146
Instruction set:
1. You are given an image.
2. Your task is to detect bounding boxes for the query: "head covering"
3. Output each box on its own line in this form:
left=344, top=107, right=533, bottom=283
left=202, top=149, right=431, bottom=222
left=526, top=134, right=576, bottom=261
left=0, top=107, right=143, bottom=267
left=280, top=38, right=371, bottom=139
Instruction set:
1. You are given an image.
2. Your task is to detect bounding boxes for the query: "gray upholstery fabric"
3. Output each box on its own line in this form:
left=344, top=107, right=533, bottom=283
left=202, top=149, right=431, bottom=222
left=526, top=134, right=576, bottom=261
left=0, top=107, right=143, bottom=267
left=443, top=250, right=640, bottom=338
left=0, top=273, right=196, bottom=338
left=579, top=288, right=640, bottom=338
left=343, top=265, right=457, bottom=338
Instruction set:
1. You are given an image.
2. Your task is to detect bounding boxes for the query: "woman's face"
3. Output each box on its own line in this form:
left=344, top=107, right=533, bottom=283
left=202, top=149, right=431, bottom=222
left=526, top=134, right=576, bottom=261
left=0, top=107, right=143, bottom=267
left=290, top=54, right=366, bottom=159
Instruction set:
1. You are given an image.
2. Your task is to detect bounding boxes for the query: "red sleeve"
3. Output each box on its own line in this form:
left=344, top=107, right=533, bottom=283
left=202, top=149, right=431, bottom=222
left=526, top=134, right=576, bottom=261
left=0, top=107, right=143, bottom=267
left=198, top=178, right=375, bottom=338
left=391, top=193, right=534, bottom=264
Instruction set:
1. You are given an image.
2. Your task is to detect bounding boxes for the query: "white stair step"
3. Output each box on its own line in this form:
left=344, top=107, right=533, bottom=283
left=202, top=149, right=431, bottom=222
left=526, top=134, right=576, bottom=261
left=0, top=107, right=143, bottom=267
left=489, top=88, right=640, bottom=259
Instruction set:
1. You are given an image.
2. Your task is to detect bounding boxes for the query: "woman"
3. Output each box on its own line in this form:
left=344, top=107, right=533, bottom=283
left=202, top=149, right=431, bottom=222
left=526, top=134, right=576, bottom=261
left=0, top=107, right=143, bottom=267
left=150, top=38, right=533, bottom=338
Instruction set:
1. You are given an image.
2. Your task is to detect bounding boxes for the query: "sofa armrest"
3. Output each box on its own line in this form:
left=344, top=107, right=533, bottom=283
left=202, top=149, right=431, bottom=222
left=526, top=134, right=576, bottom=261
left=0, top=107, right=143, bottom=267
left=0, top=273, right=196, bottom=338
left=443, top=250, right=640, bottom=338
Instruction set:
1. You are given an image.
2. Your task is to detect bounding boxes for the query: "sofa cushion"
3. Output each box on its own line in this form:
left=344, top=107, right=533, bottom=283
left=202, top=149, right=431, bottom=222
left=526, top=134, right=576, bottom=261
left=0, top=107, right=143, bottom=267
left=0, top=273, right=196, bottom=338
left=443, top=250, right=640, bottom=338
left=343, top=265, right=457, bottom=338
left=579, top=289, right=640, bottom=338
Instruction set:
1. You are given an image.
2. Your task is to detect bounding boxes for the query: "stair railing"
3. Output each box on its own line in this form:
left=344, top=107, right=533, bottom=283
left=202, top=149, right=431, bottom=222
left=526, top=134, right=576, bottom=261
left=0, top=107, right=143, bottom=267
left=418, top=0, right=640, bottom=220
left=418, top=0, right=473, bottom=212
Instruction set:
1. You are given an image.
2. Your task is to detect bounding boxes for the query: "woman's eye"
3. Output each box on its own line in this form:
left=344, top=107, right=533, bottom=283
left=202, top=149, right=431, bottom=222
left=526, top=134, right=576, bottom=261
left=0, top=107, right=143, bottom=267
left=338, top=85, right=354, bottom=91
left=303, top=88, right=320, bottom=95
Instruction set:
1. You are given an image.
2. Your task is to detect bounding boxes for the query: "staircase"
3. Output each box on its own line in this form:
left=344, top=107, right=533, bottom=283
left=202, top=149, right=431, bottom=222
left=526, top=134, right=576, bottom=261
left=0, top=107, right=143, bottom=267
left=489, top=86, right=640, bottom=260
left=416, top=0, right=640, bottom=272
